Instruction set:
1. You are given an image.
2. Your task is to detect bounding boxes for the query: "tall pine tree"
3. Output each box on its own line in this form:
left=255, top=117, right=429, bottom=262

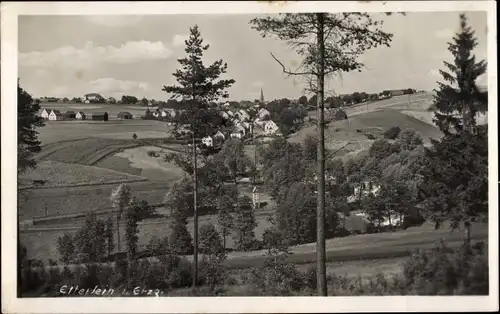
left=250, top=13, right=393, bottom=295
left=162, top=25, right=235, bottom=288
left=421, top=13, right=488, bottom=246
left=433, top=13, right=487, bottom=135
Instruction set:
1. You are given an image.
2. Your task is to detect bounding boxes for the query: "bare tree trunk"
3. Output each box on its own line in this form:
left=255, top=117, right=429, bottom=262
left=192, top=133, right=199, bottom=288
left=464, top=221, right=471, bottom=246
left=223, top=232, right=226, bottom=252
left=116, top=214, right=121, bottom=256
left=316, top=12, right=327, bottom=297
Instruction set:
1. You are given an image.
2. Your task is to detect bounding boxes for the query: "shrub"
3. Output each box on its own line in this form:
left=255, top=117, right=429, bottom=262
left=384, top=126, right=402, bottom=139
left=57, top=233, right=75, bottom=264
left=168, top=258, right=193, bottom=288
left=199, top=254, right=228, bottom=295
left=146, top=236, right=170, bottom=257
left=169, top=220, right=194, bottom=255
left=402, top=241, right=489, bottom=295
left=199, top=223, right=223, bottom=255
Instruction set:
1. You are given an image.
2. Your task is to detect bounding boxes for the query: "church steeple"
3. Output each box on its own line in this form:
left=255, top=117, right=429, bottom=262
left=260, top=88, right=265, bottom=103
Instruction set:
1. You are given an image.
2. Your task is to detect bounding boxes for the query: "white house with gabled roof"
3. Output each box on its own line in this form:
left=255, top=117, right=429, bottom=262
left=264, top=120, right=279, bottom=135
left=40, top=108, right=51, bottom=119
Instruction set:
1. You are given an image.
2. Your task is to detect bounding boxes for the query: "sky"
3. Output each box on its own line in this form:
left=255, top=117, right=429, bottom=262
left=18, top=12, right=488, bottom=102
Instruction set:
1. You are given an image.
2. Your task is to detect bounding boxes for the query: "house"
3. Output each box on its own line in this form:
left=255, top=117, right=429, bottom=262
left=220, top=111, right=230, bottom=120
left=223, top=102, right=231, bottom=108
left=252, top=186, right=260, bottom=210
left=264, top=120, right=279, bottom=135
left=234, top=123, right=247, bottom=137
left=40, top=108, right=52, bottom=119
left=117, top=112, right=133, bottom=119
left=257, top=108, right=271, bottom=120
left=213, top=130, right=225, bottom=141
left=48, top=110, right=63, bottom=121
left=64, top=111, right=76, bottom=119
left=75, top=111, right=86, bottom=120
left=230, top=132, right=243, bottom=139
left=237, top=109, right=250, bottom=121
left=202, top=136, right=213, bottom=147
left=91, top=112, right=109, bottom=121
left=84, top=93, right=104, bottom=103
left=347, top=181, right=381, bottom=204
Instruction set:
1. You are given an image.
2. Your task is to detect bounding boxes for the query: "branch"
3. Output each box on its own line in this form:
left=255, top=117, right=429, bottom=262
left=270, top=52, right=316, bottom=76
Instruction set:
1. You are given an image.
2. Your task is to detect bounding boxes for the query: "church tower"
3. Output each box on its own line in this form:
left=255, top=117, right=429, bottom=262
left=260, top=88, right=265, bottom=103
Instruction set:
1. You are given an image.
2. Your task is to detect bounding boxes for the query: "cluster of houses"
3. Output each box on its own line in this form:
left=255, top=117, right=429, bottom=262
left=149, top=103, right=281, bottom=148
left=39, top=108, right=133, bottom=121
left=203, top=106, right=281, bottom=147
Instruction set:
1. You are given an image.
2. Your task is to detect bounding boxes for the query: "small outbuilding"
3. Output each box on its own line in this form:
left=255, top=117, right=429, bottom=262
left=92, top=112, right=109, bottom=121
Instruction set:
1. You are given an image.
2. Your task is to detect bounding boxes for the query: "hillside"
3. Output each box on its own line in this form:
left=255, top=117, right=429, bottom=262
left=289, top=109, right=443, bottom=156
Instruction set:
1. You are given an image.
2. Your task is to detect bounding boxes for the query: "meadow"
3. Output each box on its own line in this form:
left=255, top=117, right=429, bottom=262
left=38, top=119, right=173, bottom=144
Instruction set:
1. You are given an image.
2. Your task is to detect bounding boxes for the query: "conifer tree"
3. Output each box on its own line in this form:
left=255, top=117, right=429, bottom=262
left=433, top=13, right=488, bottom=135
left=18, top=80, right=44, bottom=173
left=250, top=13, right=393, bottom=295
left=163, top=25, right=235, bottom=287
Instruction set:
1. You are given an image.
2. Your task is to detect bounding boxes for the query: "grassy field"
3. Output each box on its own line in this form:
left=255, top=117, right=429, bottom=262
left=38, top=119, right=174, bottom=145
left=18, top=160, right=148, bottom=188
left=35, top=137, right=143, bottom=165
left=290, top=109, right=443, bottom=157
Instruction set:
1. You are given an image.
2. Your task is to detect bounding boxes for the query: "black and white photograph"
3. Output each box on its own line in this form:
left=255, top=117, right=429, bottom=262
left=1, top=1, right=498, bottom=313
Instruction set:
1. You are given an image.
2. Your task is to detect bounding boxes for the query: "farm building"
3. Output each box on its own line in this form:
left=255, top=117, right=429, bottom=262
left=40, top=108, right=52, bottom=119
left=84, top=93, right=105, bottom=103
left=75, top=111, right=86, bottom=120
left=91, top=112, right=109, bottom=121
left=117, top=112, right=133, bottom=119
left=48, top=110, right=63, bottom=121
left=64, top=111, right=76, bottom=119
